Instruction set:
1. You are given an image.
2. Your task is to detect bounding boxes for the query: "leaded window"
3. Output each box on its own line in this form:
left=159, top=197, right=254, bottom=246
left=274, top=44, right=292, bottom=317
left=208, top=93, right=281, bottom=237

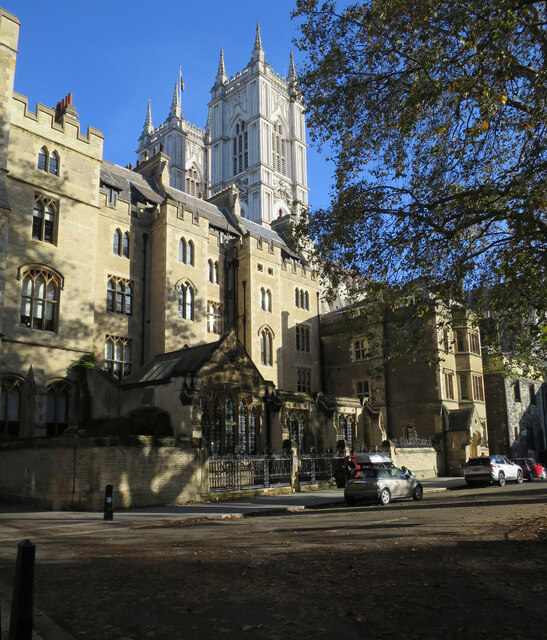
left=296, top=324, right=310, bottom=351
left=104, top=335, right=131, bottom=380
left=178, top=282, right=194, bottom=320
left=106, top=276, right=133, bottom=315
left=20, top=268, right=60, bottom=331
left=32, top=195, right=56, bottom=244
left=297, top=367, right=311, bottom=392
left=207, top=302, right=222, bottom=334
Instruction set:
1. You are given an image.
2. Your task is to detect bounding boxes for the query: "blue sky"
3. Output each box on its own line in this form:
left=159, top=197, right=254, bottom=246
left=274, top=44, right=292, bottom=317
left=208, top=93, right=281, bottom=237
left=6, top=0, right=334, bottom=211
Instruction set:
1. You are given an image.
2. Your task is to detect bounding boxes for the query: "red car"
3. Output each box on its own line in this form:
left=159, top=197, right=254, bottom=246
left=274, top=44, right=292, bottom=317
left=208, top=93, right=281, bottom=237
left=512, top=458, right=547, bottom=481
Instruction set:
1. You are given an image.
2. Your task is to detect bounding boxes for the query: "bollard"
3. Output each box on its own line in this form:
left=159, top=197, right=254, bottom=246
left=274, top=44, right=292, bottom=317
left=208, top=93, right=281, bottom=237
left=9, top=539, right=35, bottom=640
left=104, top=484, right=114, bottom=521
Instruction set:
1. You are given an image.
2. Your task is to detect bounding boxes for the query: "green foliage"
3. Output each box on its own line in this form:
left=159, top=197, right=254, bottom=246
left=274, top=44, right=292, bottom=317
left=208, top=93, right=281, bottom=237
left=70, top=352, right=96, bottom=370
left=84, top=407, right=173, bottom=437
left=292, top=0, right=546, bottom=371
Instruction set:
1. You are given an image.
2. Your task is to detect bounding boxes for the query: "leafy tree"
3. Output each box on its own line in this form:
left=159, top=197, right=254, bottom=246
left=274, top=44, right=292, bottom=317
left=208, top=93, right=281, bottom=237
left=292, top=0, right=546, bottom=372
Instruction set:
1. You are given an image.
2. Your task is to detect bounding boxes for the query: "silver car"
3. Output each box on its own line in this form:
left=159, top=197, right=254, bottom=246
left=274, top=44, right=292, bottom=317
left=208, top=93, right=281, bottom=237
left=463, top=455, right=523, bottom=486
left=344, top=466, right=424, bottom=506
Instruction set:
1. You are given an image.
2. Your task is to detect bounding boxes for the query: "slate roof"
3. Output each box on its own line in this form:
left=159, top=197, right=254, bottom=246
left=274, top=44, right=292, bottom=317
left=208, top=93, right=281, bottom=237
left=100, top=160, right=164, bottom=205
left=124, top=338, right=224, bottom=386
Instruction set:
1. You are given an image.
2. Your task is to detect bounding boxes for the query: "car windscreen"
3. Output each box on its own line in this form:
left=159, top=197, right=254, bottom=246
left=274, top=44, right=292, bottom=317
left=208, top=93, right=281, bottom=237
left=466, top=458, right=491, bottom=466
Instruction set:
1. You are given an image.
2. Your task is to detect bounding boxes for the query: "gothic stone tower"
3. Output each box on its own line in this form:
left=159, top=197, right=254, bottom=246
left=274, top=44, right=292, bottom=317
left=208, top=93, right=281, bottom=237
left=136, top=23, right=308, bottom=228
left=208, top=24, right=308, bottom=226
left=136, top=85, right=208, bottom=196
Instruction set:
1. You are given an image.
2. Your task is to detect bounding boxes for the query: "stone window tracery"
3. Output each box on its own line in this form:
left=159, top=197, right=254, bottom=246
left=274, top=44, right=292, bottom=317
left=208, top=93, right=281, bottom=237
left=32, top=195, right=57, bottom=244
left=104, top=335, right=132, bottom=380
left=232, top=120, right=248, bottom=176
left=178, top=282, right=195, bottom=320
left=272, top=121, right=286, bottom=174
left=20, top=267, right=60, bottom=332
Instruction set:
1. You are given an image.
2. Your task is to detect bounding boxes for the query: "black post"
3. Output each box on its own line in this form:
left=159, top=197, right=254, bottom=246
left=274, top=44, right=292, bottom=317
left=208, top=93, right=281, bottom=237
left=9, top=539, right=35, bottom=640
left=104, top=484, right=114, bottom=521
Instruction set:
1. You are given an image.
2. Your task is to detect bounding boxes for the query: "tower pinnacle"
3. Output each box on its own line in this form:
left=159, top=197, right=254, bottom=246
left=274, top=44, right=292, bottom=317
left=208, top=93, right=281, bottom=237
left=251, top=21, right=265, bottom=63
left=143, top=100, right=153, bottom=136
left=216, top=49, right=227, bottom=85
left=169, top=81, right=181, bottom=119
left=288, top=51, right=297, bottom=83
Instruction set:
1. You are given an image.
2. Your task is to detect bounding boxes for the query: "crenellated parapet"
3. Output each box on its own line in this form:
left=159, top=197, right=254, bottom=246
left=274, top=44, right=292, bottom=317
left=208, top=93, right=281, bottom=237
left=11, top=92, right=104, bottom=157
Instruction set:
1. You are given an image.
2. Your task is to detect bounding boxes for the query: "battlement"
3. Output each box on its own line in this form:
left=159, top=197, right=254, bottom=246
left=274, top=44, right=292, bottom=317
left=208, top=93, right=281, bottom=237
left=11, top=92, right=104, bottom=157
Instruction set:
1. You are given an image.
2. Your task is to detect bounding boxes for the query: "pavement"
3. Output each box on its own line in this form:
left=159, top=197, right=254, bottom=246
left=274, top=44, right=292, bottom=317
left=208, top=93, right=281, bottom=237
left=0, top=477, right=464, bottom=639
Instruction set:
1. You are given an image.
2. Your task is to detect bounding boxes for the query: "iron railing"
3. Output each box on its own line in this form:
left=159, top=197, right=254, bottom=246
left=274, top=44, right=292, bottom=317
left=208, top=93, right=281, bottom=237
left=298, top=455, right=338, bottom=485
left=209, top=455, right=291, bottom=493
left=391, top=437, right=433, bottom=448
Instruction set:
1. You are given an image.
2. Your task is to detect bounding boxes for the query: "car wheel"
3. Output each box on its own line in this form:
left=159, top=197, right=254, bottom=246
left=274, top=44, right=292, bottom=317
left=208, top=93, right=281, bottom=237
left=345, top=495, right=357, bottom=506
left=378, top=488, right=391, bottom=505
left=412, top=484, right=423, bottom=501
left=542, top=469, right=547, bottom=480
left=516, top=470, right=523, bottom=484
left=498, top=471, right=506, bottom=487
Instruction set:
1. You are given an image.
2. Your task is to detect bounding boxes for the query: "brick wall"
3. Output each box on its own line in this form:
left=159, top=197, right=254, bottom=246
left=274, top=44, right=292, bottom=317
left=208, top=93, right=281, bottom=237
left=0, top=437, right=205, bottom=510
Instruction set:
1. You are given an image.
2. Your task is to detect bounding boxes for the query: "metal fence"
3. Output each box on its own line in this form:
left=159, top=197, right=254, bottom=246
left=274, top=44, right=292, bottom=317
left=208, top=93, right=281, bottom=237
left=209, top=455, right=291, bottom=493
left=391, top=437, right=433, bottom=448
left=298, top=455, right=339, bottom=485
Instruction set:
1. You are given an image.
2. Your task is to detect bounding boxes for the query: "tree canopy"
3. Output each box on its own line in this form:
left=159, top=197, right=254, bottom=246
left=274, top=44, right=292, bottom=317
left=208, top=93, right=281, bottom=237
left=292, top=0, right=546, bottom=371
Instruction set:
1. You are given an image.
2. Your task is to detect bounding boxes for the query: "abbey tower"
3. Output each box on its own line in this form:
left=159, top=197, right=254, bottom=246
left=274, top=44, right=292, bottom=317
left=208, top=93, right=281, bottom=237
left=136, top=24, right=308, bottom=227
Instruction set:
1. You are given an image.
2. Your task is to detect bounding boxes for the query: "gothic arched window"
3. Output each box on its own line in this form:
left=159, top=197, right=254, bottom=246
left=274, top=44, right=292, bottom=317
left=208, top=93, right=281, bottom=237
left=46, top=381, right=70, bottom=436
left=232, top=120, right=248, bottom=176
left=178, top=282, right=194, bottom=320
left=122, top=232, right=130, bottom=258
left=272, top=121, right=286, bottom=175
left=238, top=401, right=247, bottom=454
left=186, top=166, right=201, bottom=196
left=225, top=395, right=235, bottom=453
left=249, top=408, right=257, bottom=455
left=32, top=195, right=56, bottom=244
left=20, top=267, right=60, bottom=332
left=260, top=328, right=273, bottom=366
left=113, top=229, right=122, bottom=255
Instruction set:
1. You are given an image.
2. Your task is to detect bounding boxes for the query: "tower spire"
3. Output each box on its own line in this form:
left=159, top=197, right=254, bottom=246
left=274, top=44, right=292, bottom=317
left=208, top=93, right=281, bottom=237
left=251, top=21, right=265, bottom=63
left=169, top=81, right=181, bottom=119
left=143, top=100, right=153, bottom=136
left=216, top=48, right=227, bottom=85
left=288, top=51, right=297, bottom=83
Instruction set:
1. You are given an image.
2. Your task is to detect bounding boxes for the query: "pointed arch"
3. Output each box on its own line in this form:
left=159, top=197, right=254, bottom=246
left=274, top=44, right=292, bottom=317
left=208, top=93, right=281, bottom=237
left=38, top=146, right=48, bottom=171
left=232, top=118, right=248, bottom=176
left=113, top=229, right=122, bottom=255
left=49, top=150, right=59, bottom=175
left=259, top=326, right=273, bottom=366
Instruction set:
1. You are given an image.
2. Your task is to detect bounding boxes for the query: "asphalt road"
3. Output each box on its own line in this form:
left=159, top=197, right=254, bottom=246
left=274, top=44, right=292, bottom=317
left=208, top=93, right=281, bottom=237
left=1, top=481, right=546, bottom=639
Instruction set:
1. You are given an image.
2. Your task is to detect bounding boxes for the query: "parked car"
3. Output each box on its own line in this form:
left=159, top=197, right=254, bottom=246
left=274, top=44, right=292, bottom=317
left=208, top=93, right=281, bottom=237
left=463, top=455, right=523, bottom=486
left=344, top=466, right=423, bottom=506
left=334, top=453, right=393, bottom=488
left=512, top=458, right=547, bottom=481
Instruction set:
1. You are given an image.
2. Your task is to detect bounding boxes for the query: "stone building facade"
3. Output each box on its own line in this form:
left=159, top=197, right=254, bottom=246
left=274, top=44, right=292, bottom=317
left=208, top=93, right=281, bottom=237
left=0, top=9, right=348, bottom=460
left=320, top=304, right=490, bottom=474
